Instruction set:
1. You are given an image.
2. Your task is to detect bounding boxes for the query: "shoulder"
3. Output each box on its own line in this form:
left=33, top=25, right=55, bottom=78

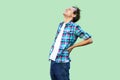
left=69, top=22, right=82, bottom=29
left=70, top=21, right=80, bottom=26
left=59, top=21, right=64, bottom=25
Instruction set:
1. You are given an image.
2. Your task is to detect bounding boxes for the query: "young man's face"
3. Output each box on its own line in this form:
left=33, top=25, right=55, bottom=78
left=63, top=7, right=76, bottom=18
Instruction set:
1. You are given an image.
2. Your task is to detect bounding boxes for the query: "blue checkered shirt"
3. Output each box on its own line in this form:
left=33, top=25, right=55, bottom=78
left=49, top=21, right=92, bottom=63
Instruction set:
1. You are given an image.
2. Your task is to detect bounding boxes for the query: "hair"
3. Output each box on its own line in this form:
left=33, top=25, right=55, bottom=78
left=72, top=6, right=81, bottom=22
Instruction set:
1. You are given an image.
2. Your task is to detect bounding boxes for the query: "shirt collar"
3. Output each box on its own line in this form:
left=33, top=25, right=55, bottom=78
left=60, top=20, right=73, bottom=26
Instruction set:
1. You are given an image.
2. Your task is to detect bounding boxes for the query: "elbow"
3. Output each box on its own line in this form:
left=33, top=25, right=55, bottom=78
left=88, top=38, right=93, bottom=44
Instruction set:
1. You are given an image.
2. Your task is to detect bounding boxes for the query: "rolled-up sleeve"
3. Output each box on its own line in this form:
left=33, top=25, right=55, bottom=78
left=75, top=25, right=92, bottom=40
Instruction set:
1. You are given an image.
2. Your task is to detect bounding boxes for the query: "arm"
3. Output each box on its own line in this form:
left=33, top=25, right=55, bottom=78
left=67, top=38, right=93, bottom=53
left=72, top=38, right=93, bottom=47
left=67, top=25, right=93, bottom=53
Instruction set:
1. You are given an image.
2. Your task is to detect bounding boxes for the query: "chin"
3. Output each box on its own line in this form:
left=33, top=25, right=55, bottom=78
left=63, top=13, right=67, bottom=16
left=63, top=13, right=66, bottom=16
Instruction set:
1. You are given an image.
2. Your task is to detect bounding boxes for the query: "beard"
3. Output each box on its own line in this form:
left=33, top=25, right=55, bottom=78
left=63, top=12, right=69, bottom=17
left=63, top=12, right=66, bottom=16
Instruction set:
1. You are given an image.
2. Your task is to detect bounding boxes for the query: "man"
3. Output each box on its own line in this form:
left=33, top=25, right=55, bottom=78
left=48, top=6, right=93, bottom=80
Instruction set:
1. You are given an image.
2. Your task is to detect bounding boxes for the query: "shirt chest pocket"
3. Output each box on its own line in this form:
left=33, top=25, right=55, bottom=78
left=63, top=29, right=74, bottom=40
left=64, top=28, right=74, bottom=35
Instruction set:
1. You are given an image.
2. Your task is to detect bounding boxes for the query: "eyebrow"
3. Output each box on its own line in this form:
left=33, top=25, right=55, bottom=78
left=72, top=7, right=77, bottom=11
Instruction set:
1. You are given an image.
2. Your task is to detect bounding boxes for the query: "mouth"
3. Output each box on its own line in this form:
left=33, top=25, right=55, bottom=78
left=64, top=10, right=68, bottom=13
left=63, top=10, right=66, bottom=13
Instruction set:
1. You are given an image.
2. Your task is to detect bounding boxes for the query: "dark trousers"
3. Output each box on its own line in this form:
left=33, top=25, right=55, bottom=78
left=50, top=60, right=70, bottom=80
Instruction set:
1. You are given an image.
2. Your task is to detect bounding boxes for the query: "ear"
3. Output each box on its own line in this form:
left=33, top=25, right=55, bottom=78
left=73, top=14, right=76, bottom=17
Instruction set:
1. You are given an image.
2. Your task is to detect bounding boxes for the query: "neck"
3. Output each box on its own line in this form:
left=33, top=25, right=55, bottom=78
left=64, top=16, right=72, bottom=24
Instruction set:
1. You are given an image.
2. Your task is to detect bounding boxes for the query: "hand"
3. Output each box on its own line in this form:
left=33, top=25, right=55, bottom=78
left=67, top=46, right=74, bottom=53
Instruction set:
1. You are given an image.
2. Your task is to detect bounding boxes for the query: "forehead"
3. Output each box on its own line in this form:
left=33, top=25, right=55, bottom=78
left=66, top=7, right=76, bottom=11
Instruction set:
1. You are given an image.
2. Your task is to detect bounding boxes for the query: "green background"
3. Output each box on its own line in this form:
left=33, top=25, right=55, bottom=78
left=0, top=0, right=120, bottom=80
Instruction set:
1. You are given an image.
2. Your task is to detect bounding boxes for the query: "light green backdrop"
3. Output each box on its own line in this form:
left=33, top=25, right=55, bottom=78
left=0, top=0, right=120, bottom=80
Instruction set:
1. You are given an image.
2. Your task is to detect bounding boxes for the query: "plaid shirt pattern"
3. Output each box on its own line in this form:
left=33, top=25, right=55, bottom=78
left=49, top=21, right=92, bottom=63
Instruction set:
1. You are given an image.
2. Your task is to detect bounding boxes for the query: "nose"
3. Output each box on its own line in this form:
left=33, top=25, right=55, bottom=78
left=65, top=8, right=69, bottom=11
